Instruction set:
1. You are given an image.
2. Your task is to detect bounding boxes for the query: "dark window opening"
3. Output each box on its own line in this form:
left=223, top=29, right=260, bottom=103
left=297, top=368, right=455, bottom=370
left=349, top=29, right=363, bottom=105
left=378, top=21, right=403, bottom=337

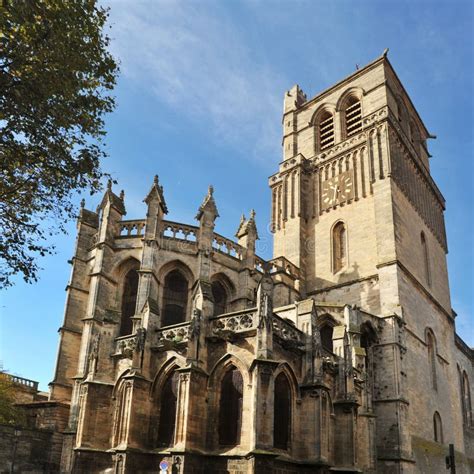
left=320, top=325, right=334, bottom=353
left=157, top=371, right=179, bottom=447
left=212, top=281, right=228, bottom=316
left=433, top=411, right=443, bottom=443
left=162, top=270, right=188, bottom=326
left=274, top=373, right=291, bottom=450
left=219, top=367, right=243, bottom=446
left=120, top=269, right=139, bottom=336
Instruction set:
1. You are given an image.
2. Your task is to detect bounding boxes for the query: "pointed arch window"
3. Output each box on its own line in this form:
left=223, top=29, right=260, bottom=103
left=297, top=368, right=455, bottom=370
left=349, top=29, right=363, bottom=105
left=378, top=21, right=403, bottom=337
left=426, top=331, right=437, bottom=391
left=274, top=373, right=291, bottom=450
left=120, top=269, right=139, bottom=336
left=433, top=411, right=443, bottom=443
left=218, top=366, right=243, bottom=446
left=318, top=111, right=335, bottom=151
left=162, top=270, right=188, bottom=327
left=212, top=281, right=228, bottom=317
left=114, top=381, right=132, bottom=446
left=462, top=372, right=472, bottom=427
left=157, top=371, right=179, bottom=447
left=332, top=221, right=347, bottom=273
left=344, top=96, right=362, bottom=138
left=320, top=324, right=334, bottom=353
left=421, top=232, right=431, bottom=287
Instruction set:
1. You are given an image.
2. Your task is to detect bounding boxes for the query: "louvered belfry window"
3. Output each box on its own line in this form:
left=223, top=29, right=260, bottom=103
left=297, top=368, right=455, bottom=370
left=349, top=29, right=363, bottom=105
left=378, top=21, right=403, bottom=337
left=319, top=112, right=335, bottom=150
left=157, top=371, right=179, bottom=446
left=274, top=373, right=291, bottom=450
left=345, top=98, right=362, bottom=137
left=219, top=367, right=243, bottom=446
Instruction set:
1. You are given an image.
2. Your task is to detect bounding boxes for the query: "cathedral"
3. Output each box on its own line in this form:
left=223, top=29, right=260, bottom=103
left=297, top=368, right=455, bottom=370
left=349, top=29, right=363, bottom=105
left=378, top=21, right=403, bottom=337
left=34, top=53, right=473, bottom=473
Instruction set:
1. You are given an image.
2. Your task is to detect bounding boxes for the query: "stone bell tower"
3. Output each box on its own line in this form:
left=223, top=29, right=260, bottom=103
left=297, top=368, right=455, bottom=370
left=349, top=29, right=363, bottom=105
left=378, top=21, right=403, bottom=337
left=269, top=53, right=464, bottom=472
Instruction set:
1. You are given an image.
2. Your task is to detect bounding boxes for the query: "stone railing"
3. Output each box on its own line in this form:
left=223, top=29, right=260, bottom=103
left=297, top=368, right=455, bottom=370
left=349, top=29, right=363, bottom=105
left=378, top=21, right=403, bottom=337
left=157, top=321, right=191, bottom=344
left=1, top=373, right=39, bottom=391
left=114, top=333, right=142, bottom=358
left=210, top=308, right=257, bottom=336
left=212, top=233, right=244, bottom=260
left=162, top=220, right=198, bottom=242
left=273, top=314, right=305, bottom=348
left=268, top=256, right=300, bottom=279
left=119, top=219, right=146, bottom=237
left=254, top=256, right=301, bottom=280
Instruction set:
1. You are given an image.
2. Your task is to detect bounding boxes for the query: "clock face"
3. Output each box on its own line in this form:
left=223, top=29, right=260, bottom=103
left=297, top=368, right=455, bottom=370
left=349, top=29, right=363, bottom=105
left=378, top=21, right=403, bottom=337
left=321, top=171, right=354, bottom=210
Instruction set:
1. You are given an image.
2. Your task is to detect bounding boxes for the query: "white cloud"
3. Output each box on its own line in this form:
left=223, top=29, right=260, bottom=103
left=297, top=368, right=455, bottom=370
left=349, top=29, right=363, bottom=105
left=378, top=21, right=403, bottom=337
left=104, top=0, right=285, bottom=163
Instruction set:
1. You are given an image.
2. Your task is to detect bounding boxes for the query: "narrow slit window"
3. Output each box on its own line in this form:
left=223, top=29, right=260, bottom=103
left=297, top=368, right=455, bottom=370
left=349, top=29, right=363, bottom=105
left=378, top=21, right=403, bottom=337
left=333, top=222, right=347, bottom=273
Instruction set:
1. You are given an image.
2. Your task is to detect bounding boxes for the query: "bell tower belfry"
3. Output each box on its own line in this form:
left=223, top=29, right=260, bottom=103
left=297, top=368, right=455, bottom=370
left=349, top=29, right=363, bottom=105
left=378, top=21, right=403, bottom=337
left=270, top=52, right=450, bottom=317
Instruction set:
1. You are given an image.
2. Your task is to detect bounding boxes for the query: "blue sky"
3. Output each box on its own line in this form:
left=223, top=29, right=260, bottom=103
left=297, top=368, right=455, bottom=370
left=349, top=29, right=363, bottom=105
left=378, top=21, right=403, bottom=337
left=1, top=0, right=472, bottom=390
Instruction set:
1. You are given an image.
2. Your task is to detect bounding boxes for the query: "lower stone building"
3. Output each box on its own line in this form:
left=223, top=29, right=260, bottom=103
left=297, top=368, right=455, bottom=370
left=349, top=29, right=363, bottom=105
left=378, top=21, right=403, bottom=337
left=20, top=54, right=474, bottom=473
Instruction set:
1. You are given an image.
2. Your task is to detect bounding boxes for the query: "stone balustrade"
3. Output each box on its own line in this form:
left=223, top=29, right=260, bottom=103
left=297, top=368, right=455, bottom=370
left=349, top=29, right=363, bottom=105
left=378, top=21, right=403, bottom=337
left=1, top=372, right=39, bottom=390
left=212, top=233, right=244, bottom=260
left=162, top=220, right=198, bottom=242
left=157, top=321, right=191, bottom=344
left=210, top=309, right=257, bottom=335
left=119, top=219, right=146, bottom=237
left=272, top=314, right=305, bottom=348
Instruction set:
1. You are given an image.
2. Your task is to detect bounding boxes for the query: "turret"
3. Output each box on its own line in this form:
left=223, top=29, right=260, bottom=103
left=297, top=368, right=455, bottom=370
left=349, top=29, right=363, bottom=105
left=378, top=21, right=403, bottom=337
left=96, top=179, right=126, bottom=243
left=143, top=174, right=167, bottom=240
left=196, top=185, right=219, bottom=250
left=235, top=209, right=258, bottom=269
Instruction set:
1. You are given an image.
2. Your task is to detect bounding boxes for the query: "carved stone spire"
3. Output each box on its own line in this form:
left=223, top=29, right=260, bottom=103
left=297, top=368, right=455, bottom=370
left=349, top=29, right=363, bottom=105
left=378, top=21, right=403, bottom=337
left=196, top=185, right=219, bottom=222
left=144, top=174, right=168, bottom=214
left=196, top=185, right=219, bottom=256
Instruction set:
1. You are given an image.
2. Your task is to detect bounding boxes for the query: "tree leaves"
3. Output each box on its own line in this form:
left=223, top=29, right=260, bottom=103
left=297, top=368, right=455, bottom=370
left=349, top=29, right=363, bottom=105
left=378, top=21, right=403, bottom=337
left=0, top=0, right=119, bottom=287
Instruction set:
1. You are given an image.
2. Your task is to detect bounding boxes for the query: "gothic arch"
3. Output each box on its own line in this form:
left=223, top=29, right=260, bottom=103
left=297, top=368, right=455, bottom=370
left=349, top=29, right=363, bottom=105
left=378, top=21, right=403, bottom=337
left=208, top=353, right=250, bottom=389
left=425, top=328, right=437, bottom=391
left=311, top=104, right=337, bottom=153
left=462, top=370, right=472, bottom=426
left=114, top=258, right=141, bottom=336
left=273, top=362, right=301, bottom=399
left=335, top=87, right=364, bottom=112
left=149, top=356, right=185, bottom=397
left=159, top=260, right=194, bottom=326
left=210, top=272, right=236, bottom=316
left=433, top=411, right=443, bottom=443
left=331, top=220, right=348, bottom=273
left=273, top=372, right=292, bottom=450
left=317, top=313, right=337, bottom=353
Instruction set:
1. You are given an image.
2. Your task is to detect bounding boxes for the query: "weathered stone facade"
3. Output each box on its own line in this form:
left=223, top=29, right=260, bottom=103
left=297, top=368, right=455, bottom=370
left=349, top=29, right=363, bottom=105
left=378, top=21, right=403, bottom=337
left=42, top=54, right=473, bottom=473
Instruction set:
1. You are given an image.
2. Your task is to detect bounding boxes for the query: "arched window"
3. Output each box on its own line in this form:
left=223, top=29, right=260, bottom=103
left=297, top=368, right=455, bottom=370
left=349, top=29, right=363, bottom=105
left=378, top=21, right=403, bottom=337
left=120, top=269, right=139, bottom=336
left=320, top=325, right=334, bottom=353
left=426, top=330, right=437, bottom=391
left=114, top=381, right=132, bottom=446
left=433, top=411, right=443, bottom=443
left=162, top=270, right=188, bottom=327
left=218, top=366, right=243, bottom=446
left=274, top=373, right=291, bottom=450
left=344, top=96, right=362, bottom=138
left=318, top=111, right=335, bottom=151
left=421, top=232, right=431, bottom=286
left=462, top=372, right=472, bottom=427
left=332, top=221, right=347, bottom=273
left=212, top=281, right=227, bottom=317
left=157, top=371, right=179, bottom=447
left=360, top=322, right=377, bottom=370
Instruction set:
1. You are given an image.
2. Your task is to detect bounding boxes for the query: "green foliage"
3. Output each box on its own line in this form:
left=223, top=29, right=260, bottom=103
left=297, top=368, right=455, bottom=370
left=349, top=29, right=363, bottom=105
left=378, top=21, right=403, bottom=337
left=0, top=0, right=119, bottom=287
left=0, top=373, right=26, bottom=426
